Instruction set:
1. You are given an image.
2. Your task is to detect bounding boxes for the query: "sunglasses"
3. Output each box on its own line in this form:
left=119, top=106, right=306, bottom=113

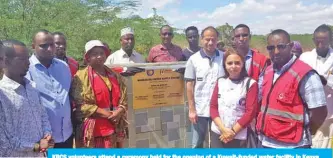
left=266, top=43, right=291, bottom=51
left=234, top=33, right=249, bottom=39
left=162, top=32, right=173, bottom=36
left=39, top=43, right=55, bottom=49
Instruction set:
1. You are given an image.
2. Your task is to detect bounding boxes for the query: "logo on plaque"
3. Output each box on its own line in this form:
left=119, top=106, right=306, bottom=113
left=146, top=70, right=154, bottom=76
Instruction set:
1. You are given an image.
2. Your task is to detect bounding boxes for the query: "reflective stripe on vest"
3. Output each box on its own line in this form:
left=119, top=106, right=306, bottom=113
left=252, top=61, right=261, bottom=70
left=260, top=106, right=303, bottom=121
left=288, top=68, right=301, bottom=82
left=261, top=66, right=304, bottom=121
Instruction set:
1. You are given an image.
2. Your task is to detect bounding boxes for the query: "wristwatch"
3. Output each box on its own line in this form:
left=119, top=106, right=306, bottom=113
left=33, top=143, right=40, bottom=152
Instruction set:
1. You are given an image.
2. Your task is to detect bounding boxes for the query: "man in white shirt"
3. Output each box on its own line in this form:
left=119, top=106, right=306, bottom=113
left=105, top=27, right=145, bottom=65
left=185, top=26, right=225, bottom=148
left=300, top=24, right=333, bottom=148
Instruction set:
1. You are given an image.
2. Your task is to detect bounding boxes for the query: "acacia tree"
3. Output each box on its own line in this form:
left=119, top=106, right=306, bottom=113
left=0, top=0, right=140, bottom=61
left=216, top=23, right=234, bottom=47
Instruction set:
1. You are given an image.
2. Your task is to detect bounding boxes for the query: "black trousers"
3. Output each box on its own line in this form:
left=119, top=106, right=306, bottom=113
left=54, top=135, right=74, bottom=148
left=211, top=132, right=247, bottom=148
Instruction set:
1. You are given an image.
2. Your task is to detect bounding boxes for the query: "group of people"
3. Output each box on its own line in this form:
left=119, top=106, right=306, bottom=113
left=185, top=24, right=333, bottom=149
left=0, top=30, right=132, bottom=157
left=0, top=22, right=332, bottom=157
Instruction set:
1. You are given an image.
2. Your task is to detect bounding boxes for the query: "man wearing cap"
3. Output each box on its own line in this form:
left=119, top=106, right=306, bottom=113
left=27, top=29, right=73, bottom=148
left=148, top=25, right=184, bottom=62
left=105, top=27, right=145, bottom=65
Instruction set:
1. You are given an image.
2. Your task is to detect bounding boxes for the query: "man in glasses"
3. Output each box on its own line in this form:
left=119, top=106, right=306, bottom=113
left=300, top=24, right=333, bottom=148
left=52, top=32, right=79, bottom=78
left=147, top=25, right=184, bottom=62
left=233, top=24, right=270, bottom=81
left=183, top=26, right=201, bottom=61
left=257, top=29, right=327, bottom=148
left=27, top=29, right=74, bottom=148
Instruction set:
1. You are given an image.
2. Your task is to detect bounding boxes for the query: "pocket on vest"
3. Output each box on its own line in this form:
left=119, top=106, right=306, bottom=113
left=264, top=114, right=302, bottom=144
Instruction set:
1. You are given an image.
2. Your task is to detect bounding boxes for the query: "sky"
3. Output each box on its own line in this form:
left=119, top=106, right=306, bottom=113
left=124, top=0, right=333, bottom=35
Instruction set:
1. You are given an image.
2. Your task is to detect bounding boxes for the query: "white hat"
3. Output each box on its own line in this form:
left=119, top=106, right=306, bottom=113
left=84, top=40, right=108, bottom=60
left=85, top=40, right=105, bottom=53
left=121, top=27, right=134, bottom=36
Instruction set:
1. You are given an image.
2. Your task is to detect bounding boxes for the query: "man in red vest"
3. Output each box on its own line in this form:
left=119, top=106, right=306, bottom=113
left=233, top=24, right=270, bottom=81
left=256, top=29, right=327, bottom=148
left=53, top=32, right=79, bottom=77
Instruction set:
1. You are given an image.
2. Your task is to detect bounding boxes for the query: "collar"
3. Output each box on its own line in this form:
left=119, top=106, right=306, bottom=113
left=200, top=48, right=220, bottom=58
left=120, top=48, right=136, bottom=57
left=273, top=55, right=297, bottom=73
left=61, top=56, right=68, bottom=63
left=316, top=47, right=333, bottom=60
left=30, top=54, right=57, bottom=67
left=246, top=49, right=253, bottom=58
left=186, top=47, right=201, bottom=54
left=0, top=75, right=30, bottom=90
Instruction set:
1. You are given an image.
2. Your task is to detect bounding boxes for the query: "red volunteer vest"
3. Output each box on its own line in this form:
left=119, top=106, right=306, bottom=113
left=88, top=66, right=121, bottom=137
left=67, top=56, right=79, bottom=77
left=248, top=49, right=270, bottom=81
left=256, top=59, right=313, bottom=144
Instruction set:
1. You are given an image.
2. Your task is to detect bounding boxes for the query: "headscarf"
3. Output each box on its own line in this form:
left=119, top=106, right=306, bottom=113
left=292, top=41, right=303, bottom=53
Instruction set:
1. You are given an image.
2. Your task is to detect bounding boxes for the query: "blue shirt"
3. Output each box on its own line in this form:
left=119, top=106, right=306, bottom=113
left=0, top=75, right=51, bottom=157
left=258, top=55, right=327, bottom=148
left=245, top=49, right=253, bottom=73
left=27, top=55, right=73, bottom=143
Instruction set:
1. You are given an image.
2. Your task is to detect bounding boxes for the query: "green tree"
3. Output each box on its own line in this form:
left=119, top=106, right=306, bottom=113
left=216, top=23, right=234, bottom=47
left=0, top=0, right=139, bottom=62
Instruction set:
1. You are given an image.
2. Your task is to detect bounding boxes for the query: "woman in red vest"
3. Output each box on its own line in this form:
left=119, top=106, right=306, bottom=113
left=210, top=47, right=259, bottom=148
left=70, top=40, right=128, bottom=148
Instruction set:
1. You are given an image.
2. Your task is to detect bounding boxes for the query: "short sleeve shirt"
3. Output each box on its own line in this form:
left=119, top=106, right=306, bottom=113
left=147, top=44, right=184, bottom=62
left=184, top=49, right=225, bottom=117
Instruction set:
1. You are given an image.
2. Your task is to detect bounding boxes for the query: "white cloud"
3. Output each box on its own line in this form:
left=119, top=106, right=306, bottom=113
left=141, top=0, right=178, bottom=9
left=132, top=0, right=333, bottom=34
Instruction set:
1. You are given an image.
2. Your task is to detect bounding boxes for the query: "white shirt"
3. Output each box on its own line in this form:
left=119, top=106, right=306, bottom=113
left=211, top=77, right=255, bottom=140
left=184, top=49, right=225, bottom=117
left=104, top=48, right=145, bottom=65
left=300, top=47, right=333, bottom=119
